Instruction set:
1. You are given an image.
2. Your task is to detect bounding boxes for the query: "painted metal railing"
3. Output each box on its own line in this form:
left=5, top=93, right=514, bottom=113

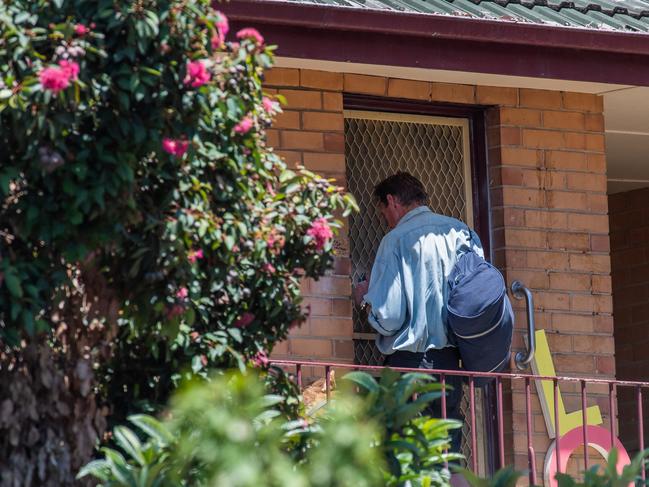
left=270, top=358, right=649, bottom=485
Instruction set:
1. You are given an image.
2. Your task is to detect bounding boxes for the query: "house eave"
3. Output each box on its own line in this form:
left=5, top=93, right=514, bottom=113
left=220, top=0, right=649, bottom=87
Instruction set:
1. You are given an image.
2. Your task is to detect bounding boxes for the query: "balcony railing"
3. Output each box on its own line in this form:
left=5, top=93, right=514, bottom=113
left=270, top=358, right=649, bottom=485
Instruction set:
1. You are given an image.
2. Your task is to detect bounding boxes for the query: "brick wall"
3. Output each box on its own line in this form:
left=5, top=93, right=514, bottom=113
left=610, top=187, right=649, bottom=452
left=264, top=67, right=614, bottom=478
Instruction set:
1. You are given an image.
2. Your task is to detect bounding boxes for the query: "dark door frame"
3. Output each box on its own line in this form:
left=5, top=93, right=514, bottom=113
left=343, top=93, right=500, bottom=474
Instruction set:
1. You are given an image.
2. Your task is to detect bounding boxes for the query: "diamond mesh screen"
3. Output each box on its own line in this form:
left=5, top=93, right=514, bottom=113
left=344, top=110, right=473, bottom=365
left=344, top=110, right=486, bottom=472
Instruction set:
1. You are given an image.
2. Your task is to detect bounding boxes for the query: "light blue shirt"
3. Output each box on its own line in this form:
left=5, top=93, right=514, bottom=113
left=363, top=206, right=484, bottom=355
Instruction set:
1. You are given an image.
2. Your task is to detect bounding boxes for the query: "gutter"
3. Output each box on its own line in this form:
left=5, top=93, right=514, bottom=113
left=220, top=0, right=649, bottom=86
left=223, top=0, right=649, bottom=55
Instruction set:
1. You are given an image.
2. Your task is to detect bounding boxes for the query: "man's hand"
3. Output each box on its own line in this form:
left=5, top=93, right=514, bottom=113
left=352, top=279, right=369, bottom=308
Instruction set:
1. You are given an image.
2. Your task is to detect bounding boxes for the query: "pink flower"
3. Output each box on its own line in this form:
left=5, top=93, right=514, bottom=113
left=234, top=312, right=255, bottom=328
left=184, top=60, right=211, bottom=88
left=234, top=116, right=253, bottom=134
left=59, top=60, right=79, bottom=80
left=39, top=60, right=79, bottom=93
left=211, top=12, right=229, bottom=48
left=216, top=12, right=229, bottom=37
left=262, top=262, right=276, bottom=274
left=188, top=249, right=204, bottom=263
left=236, top=27, right=264, bottom=45
left=176, top=287, right=188, bottom=299
left=200, top=354, right=208, bottom=366
left=262, top=96, right=278, bottom=114
left=251, top=350, right=269, bottom=368
left=307, top=217, right=333, bottom=250
left=162, top=138, right=189, bottom=157
left=74, top=24, right=90, bottom=36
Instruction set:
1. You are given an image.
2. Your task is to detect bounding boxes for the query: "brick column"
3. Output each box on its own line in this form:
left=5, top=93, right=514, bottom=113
left=488, top=88, right=614, bottom=477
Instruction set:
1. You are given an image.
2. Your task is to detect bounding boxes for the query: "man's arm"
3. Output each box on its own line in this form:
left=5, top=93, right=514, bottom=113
left=361, top=251, right=406, bottom=336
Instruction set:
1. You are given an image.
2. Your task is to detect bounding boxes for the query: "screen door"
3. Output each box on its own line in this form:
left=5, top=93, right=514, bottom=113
left=344, top=109, right=486, bottom=472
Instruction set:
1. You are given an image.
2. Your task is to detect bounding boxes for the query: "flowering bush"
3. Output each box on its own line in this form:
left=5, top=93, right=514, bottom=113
left=0, top=0, right=356, bottom=483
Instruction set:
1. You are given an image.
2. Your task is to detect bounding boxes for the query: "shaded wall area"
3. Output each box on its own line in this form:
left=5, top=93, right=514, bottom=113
left=610, top=187, right=649, bottom=452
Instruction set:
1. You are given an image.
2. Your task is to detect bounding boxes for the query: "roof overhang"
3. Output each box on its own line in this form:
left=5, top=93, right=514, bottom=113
left=221, top=0, right=649, bottom=87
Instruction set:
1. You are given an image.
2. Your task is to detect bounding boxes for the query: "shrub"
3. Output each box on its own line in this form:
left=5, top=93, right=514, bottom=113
left=0, top=1, right=355, bottom=483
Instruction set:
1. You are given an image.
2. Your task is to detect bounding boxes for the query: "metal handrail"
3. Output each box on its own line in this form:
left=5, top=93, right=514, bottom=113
left=511, top=280, right=535, bottom=370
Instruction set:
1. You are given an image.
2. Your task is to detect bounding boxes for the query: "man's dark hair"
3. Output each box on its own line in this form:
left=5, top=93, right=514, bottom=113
left=373, top=172, right=428, bottom=206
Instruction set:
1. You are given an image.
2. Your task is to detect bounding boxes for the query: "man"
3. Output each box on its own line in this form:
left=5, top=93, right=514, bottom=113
left=352, top=171, right=483, bottom=453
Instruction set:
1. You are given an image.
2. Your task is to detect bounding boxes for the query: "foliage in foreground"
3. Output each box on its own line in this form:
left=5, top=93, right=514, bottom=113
left=79, top=371, right=385, bottom=487
left=345, top=368, right=462, bottom=486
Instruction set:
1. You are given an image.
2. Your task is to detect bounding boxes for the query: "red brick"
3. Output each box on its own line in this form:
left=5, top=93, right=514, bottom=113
left=542, top=110, right=585, bottom=130
left=562, top=92, right=603, bottom=113
left=592, top=275, right=612, bottom=293
left=279, top=89, right=322, bottom=109
left=309, top=276, right=351, bottom=296
left=305, top=297, right=332, bottom=316
left=387, top=78, right=431, bottom=100
left=290, top=338, right=332, bottom=358
left=587, top=193, right=608, bottom=213
left=596, top=356, right=615, bottom=375
left=500, top=107, right=542, bottom=126
left=281, top=131, right=324, bottom=150
left=303, top=152, right=345, bottom=173
left=546, top=151, right=587, bottom=171
left=567, top=213, right=609, bottom=232
left=548, top=232, right=590, bottom=251
left=554, top=354, right=595, bottom=373
left=587, top=153, right=606, bottom=173
left=324, top=132, right=344, bottom=152
left=585, top=113, right=605, bottom=132
left=500, top=147, right=542, bottom=167
left=522, top=129, right=565, bottom=149
left=569, top=254, right=611, bottom=273
left=519, top=89, right=562, bottom=109
left=323, top=92, right=343, bottom=112
left=552, top=313, right=593, bottom=334
left=271, top=340, right=289, bottom=356
left=586, top=134, right=606, bottom=152
left=343, top=74, right=387, bottom=95
left=266, top=129, right=280, bottom=147
left=564, top=132, right=586, bottom=150
left=504, top=228, right=547, bottom=248
left=591, top=235, right=610, bottom=252
left=301, top=69, right=343, bottom=91
left=333, top=339, right=354, bottom=359
left=310, top=317, right=352, bottom=337
left=500, top=127, right=522, bottom=146
left=332, top=298, right=352, bottom=317
left=265, top=67, right=300, bottom=87
left=547, top=191, right=587, bottom=211
left=274, top=110, right=301, bottom=129
left=502, top=187, right=544, bottom=207
left=302, top=112, right=344, bottom=131
left=549, top=272, right=592, bottom=291
left=476, top=86, right=518, bottom=105
left=524, top=210, right=568, bottom=230
left=571, top=294, right=613, bottom=313
left=566, top=173, right=607, bottom=192
left=526, top=251, right=569, bottom=270
left=431, top=82, right=475, bottom=104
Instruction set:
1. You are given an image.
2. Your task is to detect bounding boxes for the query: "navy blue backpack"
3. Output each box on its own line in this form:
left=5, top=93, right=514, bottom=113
left=446, top=249, right=514, bottom=385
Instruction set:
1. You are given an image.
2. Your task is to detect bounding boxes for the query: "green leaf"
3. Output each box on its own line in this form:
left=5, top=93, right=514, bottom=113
left=114, top=425, right=146, bottom=466
left=129, top=415, right=175, bottom=446
left=342, top=371, right=380, bottom=394
left=76, top=460, right=111, bottom=481
left=4, top=270, right=23, bottom=298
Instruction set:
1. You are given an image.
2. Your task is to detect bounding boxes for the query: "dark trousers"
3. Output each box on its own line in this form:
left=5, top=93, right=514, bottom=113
left=384, top=347, right=464, bottom=453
